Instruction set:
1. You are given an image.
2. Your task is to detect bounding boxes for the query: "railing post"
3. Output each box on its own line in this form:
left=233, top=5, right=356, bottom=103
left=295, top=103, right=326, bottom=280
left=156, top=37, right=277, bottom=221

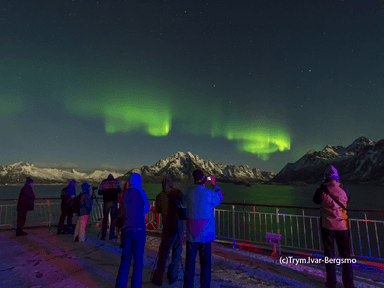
left=47, top=200, right=53, bottom=227
left=276, top=208, right=280, bottom=235
left=232, top=205, right=235, bottom=248
left=302, top=209, right=307, bottom=249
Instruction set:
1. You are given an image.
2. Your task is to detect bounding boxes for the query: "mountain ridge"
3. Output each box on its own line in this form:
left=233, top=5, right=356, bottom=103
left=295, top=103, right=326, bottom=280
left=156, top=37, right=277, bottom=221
left=0, top=162, right=123, bottom=185
left=272, top=136, right=384, bottom=185
left=117, top=151, right=275, bottom=184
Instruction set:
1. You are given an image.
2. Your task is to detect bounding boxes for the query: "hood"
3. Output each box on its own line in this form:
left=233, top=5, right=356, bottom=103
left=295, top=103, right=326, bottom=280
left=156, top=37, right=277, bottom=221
left=129, top=173, right=142, bottom=190
left=162, top=176, right=173, bottom=192
left=81, top=182, right=91, bottom=194
left=107, top=174, right=114, bottom=180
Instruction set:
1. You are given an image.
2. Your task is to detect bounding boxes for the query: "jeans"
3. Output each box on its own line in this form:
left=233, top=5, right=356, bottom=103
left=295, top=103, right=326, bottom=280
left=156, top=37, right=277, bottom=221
left=152, top=231, right=183, bottom=285
left=321, top=227, right=355, bottom=288
left=102, top=201, right=118, bottom=239
left=116, top=228, right=146, bottom=288
left=183, top=241, right=212, bottom=288
left=57, top=205, right=73, bottom=233
left=16, top=210, right=28, bottom=235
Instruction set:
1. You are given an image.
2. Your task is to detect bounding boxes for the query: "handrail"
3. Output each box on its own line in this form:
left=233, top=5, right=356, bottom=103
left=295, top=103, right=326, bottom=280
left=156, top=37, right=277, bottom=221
left=1, top=198, right=384, bottom=214
left=1, top=197, right=384, bottom=260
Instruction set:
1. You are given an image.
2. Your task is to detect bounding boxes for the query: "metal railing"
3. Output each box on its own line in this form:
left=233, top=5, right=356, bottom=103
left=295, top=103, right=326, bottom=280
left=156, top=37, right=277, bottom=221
left=1, top=198, right=383, bottom=261
left=214, top=203, right=384, bottom=261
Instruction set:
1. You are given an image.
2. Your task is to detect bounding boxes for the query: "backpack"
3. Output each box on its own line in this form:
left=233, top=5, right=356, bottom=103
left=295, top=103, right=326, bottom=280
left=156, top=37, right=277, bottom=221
left=71, top=193, right=83, bottom=214
left=164, top=191, right=187, bottom=220
left=120, top=188, right=145, bottom=229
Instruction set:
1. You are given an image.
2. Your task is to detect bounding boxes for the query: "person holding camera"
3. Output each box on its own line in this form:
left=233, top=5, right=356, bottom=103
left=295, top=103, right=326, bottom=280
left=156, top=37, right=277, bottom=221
left=313, top=165, right=354, bottom=288
left=151, top=176, right=184, bottom=286
left=57, top=179, right=76, bottom=235
left=16, top=177, right=36, bottom=236
left=183, top=170, right=224, bottom=288
left=98, top=174, right=121, bottom=240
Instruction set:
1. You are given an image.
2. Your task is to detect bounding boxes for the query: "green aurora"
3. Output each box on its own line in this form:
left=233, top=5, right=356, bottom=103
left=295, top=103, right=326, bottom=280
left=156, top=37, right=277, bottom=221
left=63, top=89, right=291, bottom=160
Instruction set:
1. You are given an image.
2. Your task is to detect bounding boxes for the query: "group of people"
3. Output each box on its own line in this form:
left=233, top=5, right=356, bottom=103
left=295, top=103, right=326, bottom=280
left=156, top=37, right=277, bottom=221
left=57, top=179, right=93, bottom=242
left=15, top=164, right=355, bottom=288
left=114, top=169, right=224, bottom=288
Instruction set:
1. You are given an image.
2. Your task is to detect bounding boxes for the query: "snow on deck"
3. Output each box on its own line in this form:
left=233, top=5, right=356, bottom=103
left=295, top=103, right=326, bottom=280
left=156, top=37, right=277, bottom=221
left=0, top=226, right=382, bottom=288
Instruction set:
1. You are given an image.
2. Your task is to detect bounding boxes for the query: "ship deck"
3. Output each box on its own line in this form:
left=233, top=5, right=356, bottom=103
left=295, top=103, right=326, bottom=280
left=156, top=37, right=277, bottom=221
left=1, top=225, right=383, bottom=288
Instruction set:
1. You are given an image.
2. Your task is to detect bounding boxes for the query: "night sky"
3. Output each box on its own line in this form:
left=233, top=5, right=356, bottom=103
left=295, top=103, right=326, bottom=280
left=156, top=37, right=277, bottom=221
left=1, top=0, right=383, bottom=174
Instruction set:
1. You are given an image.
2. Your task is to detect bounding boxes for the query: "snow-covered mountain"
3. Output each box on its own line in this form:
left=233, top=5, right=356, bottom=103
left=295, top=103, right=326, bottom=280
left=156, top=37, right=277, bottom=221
left=117, top=151, right=275, bottom=184
left=0, top=162, right=123, bottom=185
left=272, top=136, right=384, bottom=185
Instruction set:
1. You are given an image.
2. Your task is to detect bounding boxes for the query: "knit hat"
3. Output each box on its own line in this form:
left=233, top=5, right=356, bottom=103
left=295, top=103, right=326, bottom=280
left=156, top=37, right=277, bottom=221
left=107, top=174, right=114, bottom=180
left=192, top=169, right=207, bottom=185
left=324, top=165, right=339, bottom=180
left=25, top=177, right=34, bottom=184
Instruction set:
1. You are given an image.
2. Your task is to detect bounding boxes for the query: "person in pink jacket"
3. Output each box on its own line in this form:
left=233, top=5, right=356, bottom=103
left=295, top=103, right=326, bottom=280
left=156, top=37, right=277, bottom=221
left=313, top=165, right=354, bottom=288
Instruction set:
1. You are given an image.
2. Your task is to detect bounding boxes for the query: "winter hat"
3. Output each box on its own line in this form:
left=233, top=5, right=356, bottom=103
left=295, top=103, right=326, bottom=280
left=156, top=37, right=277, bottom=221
left=25, top=177, right=34, bottom=184
left=324, top=165, right=339, bottom=180
left=193, top=169, right=207, bottom=185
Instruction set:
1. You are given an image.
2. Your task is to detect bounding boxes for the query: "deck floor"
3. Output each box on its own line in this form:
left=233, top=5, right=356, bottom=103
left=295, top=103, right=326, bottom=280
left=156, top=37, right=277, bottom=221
left=0, top=225, right=383, bottom=288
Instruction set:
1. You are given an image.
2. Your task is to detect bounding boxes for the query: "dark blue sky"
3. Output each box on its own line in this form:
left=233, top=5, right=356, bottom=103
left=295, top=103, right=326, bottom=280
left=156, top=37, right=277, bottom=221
left=1, top=0, right=383, bottom=173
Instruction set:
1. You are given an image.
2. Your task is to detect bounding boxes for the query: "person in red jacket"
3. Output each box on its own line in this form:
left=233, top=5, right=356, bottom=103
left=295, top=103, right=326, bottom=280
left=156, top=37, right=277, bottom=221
left=98, top=174, right=121, bottom=240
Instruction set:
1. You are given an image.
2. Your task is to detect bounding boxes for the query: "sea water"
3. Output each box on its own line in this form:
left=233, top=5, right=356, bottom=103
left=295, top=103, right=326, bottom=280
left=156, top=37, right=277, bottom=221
left=1, top=182, right=383, bottom=211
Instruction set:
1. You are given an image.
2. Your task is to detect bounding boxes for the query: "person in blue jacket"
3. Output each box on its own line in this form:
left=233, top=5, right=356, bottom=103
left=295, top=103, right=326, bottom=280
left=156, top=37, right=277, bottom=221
left=116, top=173, right=150, bottom=288
left=183, top=170, right=224, bottom=288
left=16, top=177, right=36, bottom=236
left=74, top=182, right=92, bottom=243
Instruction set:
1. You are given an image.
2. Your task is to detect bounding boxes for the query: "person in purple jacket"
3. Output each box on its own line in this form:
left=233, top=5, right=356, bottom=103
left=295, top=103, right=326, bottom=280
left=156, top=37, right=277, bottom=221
left=183, top=170, right=224, bottom=288
left=313, top=165, right=354, bottom=288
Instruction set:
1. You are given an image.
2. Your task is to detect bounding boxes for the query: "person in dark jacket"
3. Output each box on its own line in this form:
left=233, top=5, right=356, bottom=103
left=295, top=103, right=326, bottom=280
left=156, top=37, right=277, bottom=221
left=183, top=170, right=224, bottom=288
left=116, top=173, right=150, bottom=288
left=16, top=177, right=36, bottom=236
left=98, top=174, right=121, bottom=240
left=151, top=176, right=184, bottom=286
left=74, top=182, right=92, bottom=242
left=57, top=179, right=76, bottom=234
left=313, top=165, right=354, bottom=288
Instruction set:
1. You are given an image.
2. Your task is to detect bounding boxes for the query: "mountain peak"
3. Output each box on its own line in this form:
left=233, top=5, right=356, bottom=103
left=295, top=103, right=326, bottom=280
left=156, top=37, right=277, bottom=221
left=347, top=136, right=375, bottom=153
left=273, top=136, right=383, bottom=185
left=174, top=151, right=186, bottom=158
left=120, top=152, right=275, bottom=183
left=306, top=149, right=316, bottom=154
